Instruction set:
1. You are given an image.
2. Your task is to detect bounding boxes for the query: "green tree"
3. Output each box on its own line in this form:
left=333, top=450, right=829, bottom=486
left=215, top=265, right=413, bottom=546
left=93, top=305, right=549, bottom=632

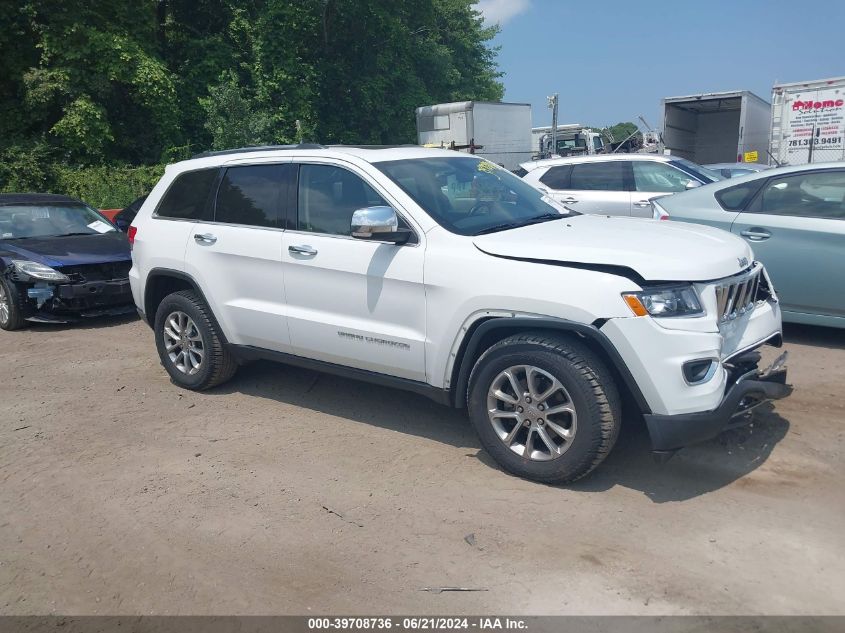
left=199, top=71, right=272, bottom=150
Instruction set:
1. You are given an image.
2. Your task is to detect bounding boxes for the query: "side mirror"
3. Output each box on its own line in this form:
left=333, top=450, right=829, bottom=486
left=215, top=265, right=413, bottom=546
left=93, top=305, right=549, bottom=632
left=351, top=206, right=411, bottom=244
left=685, top=180, right=702, bottom=190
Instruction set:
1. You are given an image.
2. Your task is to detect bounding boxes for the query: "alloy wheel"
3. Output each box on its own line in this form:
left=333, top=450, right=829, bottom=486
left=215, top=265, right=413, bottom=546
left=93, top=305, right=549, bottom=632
left=486, top=364, right=578, bottom=461
left=0, top=284, right=9, bottom=325
left=162, top=311, right=205, bottom=375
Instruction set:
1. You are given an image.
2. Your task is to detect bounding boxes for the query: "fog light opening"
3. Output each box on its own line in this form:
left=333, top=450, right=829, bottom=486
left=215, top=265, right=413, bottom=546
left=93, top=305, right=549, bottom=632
left=683, top=359, right=718, bottom=385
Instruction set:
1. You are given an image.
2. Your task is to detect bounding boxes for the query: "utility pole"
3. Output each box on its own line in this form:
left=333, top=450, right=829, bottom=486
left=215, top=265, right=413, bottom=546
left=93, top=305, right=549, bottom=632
left=547, top=93, right=559, bottom=158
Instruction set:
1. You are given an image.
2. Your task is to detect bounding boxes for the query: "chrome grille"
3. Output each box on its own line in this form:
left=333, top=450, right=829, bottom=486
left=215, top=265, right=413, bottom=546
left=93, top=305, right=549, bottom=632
left=714, top=264, right=767, bottom=323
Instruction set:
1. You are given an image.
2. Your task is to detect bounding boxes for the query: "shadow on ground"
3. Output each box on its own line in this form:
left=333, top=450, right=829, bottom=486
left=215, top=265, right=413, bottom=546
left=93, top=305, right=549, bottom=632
left=8, top=311, right=139, bottom=333
left=783, top=322, right=845, bottom=350
left=216, top=360, right=790, bottom=504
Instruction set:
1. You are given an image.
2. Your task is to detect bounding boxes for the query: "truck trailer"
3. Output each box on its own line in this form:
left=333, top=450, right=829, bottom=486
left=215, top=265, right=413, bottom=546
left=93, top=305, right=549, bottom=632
left=415, top=101, right=533, bottom=171
left=770, top=76, right=845, bottom=166
left=661, top=91, right=771, bottom=165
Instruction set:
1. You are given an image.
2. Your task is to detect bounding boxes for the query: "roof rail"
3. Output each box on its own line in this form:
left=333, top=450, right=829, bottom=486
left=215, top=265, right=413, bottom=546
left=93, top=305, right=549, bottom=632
left=190, top=143, right=326, bottom=159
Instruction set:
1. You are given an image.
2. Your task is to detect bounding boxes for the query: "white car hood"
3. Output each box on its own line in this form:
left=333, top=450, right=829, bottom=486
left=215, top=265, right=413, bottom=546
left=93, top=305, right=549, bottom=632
left=472, top=215, right=753, bottom=282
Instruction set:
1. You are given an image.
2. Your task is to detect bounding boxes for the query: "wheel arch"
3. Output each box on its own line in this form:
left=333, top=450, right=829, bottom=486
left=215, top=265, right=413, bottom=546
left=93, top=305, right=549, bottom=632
left=143, top=269, right=228, bottom=343
left=450, top=317, right=651, bottom=415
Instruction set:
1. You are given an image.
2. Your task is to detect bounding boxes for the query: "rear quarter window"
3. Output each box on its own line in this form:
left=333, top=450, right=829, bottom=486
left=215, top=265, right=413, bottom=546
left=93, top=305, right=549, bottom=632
left=715, top=179, right=764, bottom=211
left=155, top=168, right=218, bottom=220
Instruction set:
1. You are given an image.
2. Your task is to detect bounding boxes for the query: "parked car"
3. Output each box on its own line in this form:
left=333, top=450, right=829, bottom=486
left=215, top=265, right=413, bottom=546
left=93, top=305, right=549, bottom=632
left=705, top=163, right=770, bottom=179
left=519, top=154, right=722, bottom=217
left=113, top=195, right=147, bottom=232
left=0, top=193, right=134, bottom=330
left=653, top=163, right=845, bottom=328
left=129, top=145, right=789, bottom=483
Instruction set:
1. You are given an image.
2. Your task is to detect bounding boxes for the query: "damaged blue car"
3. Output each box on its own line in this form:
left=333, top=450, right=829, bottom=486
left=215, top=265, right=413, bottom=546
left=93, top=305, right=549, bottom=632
left=0, top=193, right=134, bottom=330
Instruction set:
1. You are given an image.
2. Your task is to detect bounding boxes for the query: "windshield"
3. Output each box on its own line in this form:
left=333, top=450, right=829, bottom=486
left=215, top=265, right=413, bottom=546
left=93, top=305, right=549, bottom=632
left=670, top=158, right=724, bottom=183
left=375, top=156, right=574, bottom=236
left=0, top=204, right=115, bottom=240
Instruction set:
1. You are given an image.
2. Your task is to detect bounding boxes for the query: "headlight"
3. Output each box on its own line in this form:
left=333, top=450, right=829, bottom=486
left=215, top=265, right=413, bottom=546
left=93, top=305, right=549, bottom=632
left=10, top=260, right=70, bottom=283
left=622, top=285, right=703, bottom=318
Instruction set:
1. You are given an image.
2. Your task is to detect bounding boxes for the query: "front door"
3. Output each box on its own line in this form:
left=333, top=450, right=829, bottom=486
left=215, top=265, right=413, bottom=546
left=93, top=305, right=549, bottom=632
left=631, top=161, right=701, bottom=218
left=731, top=169, right=845, bottom=318
left=281, top=162, right=427, bottom=382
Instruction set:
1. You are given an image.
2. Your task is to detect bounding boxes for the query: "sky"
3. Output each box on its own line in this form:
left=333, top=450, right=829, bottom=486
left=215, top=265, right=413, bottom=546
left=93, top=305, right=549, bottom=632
left=475, top=0, right=845, bottom=130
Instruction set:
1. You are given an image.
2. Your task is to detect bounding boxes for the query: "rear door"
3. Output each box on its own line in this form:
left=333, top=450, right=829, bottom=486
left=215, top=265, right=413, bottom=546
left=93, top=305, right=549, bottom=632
left=281, top=161, right=427, bottom=382
left=552, top=161, right=632, bottom=215
left=731, top=169, right=845, bottom=318
left=631, top=160, right=702, bottom=218
left=183, top=161, right=294, bottom=352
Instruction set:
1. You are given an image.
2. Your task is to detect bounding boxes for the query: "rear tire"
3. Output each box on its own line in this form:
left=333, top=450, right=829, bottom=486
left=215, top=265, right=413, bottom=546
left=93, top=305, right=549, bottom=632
left=467, top=332, right=621, bottom=484
left=0, top=278, right=27, bottom=331
left=154, top=290, right=237, bottom=390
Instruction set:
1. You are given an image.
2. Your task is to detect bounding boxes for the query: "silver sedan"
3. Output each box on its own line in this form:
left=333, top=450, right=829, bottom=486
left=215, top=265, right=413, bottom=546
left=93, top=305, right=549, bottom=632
left=653, top=162, right=845, bottom=328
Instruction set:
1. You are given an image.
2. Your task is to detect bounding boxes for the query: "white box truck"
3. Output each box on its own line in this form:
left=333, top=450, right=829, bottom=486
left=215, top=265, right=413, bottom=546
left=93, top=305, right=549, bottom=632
left=416, top=101, right=533, bottom=171
left=661, top=91, right=771, bottom=164
left=770, top=76, right=845, bottom=166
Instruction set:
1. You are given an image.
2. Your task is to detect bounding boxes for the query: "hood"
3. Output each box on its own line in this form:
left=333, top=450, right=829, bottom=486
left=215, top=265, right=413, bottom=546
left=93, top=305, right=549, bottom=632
left=0, top=232, right=130, bottom=268
left=473, top=214, right=753, bottom=282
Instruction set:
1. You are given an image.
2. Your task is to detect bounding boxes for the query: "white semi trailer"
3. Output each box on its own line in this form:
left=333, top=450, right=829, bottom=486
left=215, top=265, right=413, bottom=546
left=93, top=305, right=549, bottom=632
left=770, top=76, right=845, bottom=166
left=415, top=101, right=533, bottom=171
left=661, top=90, right=771, bottom=165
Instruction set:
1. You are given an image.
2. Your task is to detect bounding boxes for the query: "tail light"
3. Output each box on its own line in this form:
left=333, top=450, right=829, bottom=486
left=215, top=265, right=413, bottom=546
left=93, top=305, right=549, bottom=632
left=127, top=225, right=137, bottom=248
left=651, top=200, right=670, bottom=220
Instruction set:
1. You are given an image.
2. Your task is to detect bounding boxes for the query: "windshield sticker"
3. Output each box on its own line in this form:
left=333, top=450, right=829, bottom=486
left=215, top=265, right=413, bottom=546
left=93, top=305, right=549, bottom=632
left=87, top=220, right=114, bottom=234
left=477, top=160, right=498, bottom=174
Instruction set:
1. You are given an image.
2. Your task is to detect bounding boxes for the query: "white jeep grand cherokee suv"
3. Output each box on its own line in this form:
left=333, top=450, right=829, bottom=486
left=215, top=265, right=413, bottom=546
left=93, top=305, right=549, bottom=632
left=128, top=145, right=791, bottom=483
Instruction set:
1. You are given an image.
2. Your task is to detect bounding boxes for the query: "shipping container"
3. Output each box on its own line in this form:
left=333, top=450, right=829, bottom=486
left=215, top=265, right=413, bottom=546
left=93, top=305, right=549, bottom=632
left=770, top=76, right=845, bottom=166
left=415, top=101, right=533, bottom=171
left=661, top=91, right=771, bottom=165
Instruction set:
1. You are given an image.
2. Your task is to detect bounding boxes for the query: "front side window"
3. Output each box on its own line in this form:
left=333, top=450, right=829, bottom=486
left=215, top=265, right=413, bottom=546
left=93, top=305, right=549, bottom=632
left=0, top=203, right=114, bottom=239
left=569, top=161, right=627, bottom=191
left=215, top=164, right=286, bottom=228
left=156, top=168, right=217, bottom=220
left=297, top=164, right=389, bottom=236
left=375, top=156, right=574, bottom=236
left=633, top=161, right=697, bottom=193
left=751, top=170, right=845, bottom=219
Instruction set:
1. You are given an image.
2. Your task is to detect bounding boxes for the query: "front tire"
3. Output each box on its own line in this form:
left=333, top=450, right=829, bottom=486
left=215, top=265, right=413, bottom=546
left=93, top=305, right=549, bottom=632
left=467, top=332, right=621, bottom=484
left=0, top=277, right=27, bottom=331
left=154, top=290, right=237, bottom=390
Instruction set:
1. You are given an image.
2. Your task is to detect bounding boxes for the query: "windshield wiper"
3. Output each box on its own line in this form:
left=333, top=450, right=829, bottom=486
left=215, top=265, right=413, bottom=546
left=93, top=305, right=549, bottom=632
left=473, top=213, right=567, bottom=236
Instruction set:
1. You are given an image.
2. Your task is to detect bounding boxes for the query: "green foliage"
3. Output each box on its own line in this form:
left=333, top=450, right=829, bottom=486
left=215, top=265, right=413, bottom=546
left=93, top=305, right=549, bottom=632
left=607, top=122, right=641, bottom=144
left=200, top=71, right=272, bottom=150
left=1, top=0, right=504, bottom=193
left=55, top=165, right=165, bottom=208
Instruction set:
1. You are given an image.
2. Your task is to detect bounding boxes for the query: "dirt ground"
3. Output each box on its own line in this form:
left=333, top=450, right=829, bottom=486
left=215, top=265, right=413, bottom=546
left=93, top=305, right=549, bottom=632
left=1, top=316, right=843, bottom=615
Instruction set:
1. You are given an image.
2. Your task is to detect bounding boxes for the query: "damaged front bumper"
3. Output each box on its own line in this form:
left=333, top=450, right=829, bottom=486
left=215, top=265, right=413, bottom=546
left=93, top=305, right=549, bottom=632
left=23, top=278, right=134, bottom=323
left=645, top=351, right=792, bottom=457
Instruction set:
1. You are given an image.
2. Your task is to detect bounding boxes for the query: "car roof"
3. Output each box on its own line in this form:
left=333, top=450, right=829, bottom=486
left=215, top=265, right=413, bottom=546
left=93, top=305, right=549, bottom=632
left=0, top=193, right=87, bottom=206
left=704, top=162, right=768, bottom=170
left=171, top=144, right=471, bottom=174
left=519, top=153, right=674, bottom=172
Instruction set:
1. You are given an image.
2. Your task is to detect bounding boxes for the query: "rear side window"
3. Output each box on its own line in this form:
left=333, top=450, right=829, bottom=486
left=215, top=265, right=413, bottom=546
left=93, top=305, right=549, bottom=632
left=715, top=180, right=764, bottom=211
left=215, top=164, right=287, bottom=228
left=156, top=168, right=218, bottom=220
left=539, top=165, right=571, bottom=189
left=569, top=162, right=626, bottom=191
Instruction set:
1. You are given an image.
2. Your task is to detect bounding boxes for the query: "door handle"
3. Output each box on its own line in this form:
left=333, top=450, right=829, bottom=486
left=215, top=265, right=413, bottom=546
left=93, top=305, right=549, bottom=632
left=561, top=197, right=579, bottom=203
left=740, top=228, right=772, bottom=241
left=193, top=233, right=217, bottom=244
left=288, top=244, right=318, bottom=256
left=633, top=200, right=652, bottom=208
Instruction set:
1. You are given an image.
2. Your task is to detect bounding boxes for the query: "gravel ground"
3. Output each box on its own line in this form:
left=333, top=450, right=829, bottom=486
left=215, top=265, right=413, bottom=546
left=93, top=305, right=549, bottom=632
left=0, top=317, right=843, bottom=615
